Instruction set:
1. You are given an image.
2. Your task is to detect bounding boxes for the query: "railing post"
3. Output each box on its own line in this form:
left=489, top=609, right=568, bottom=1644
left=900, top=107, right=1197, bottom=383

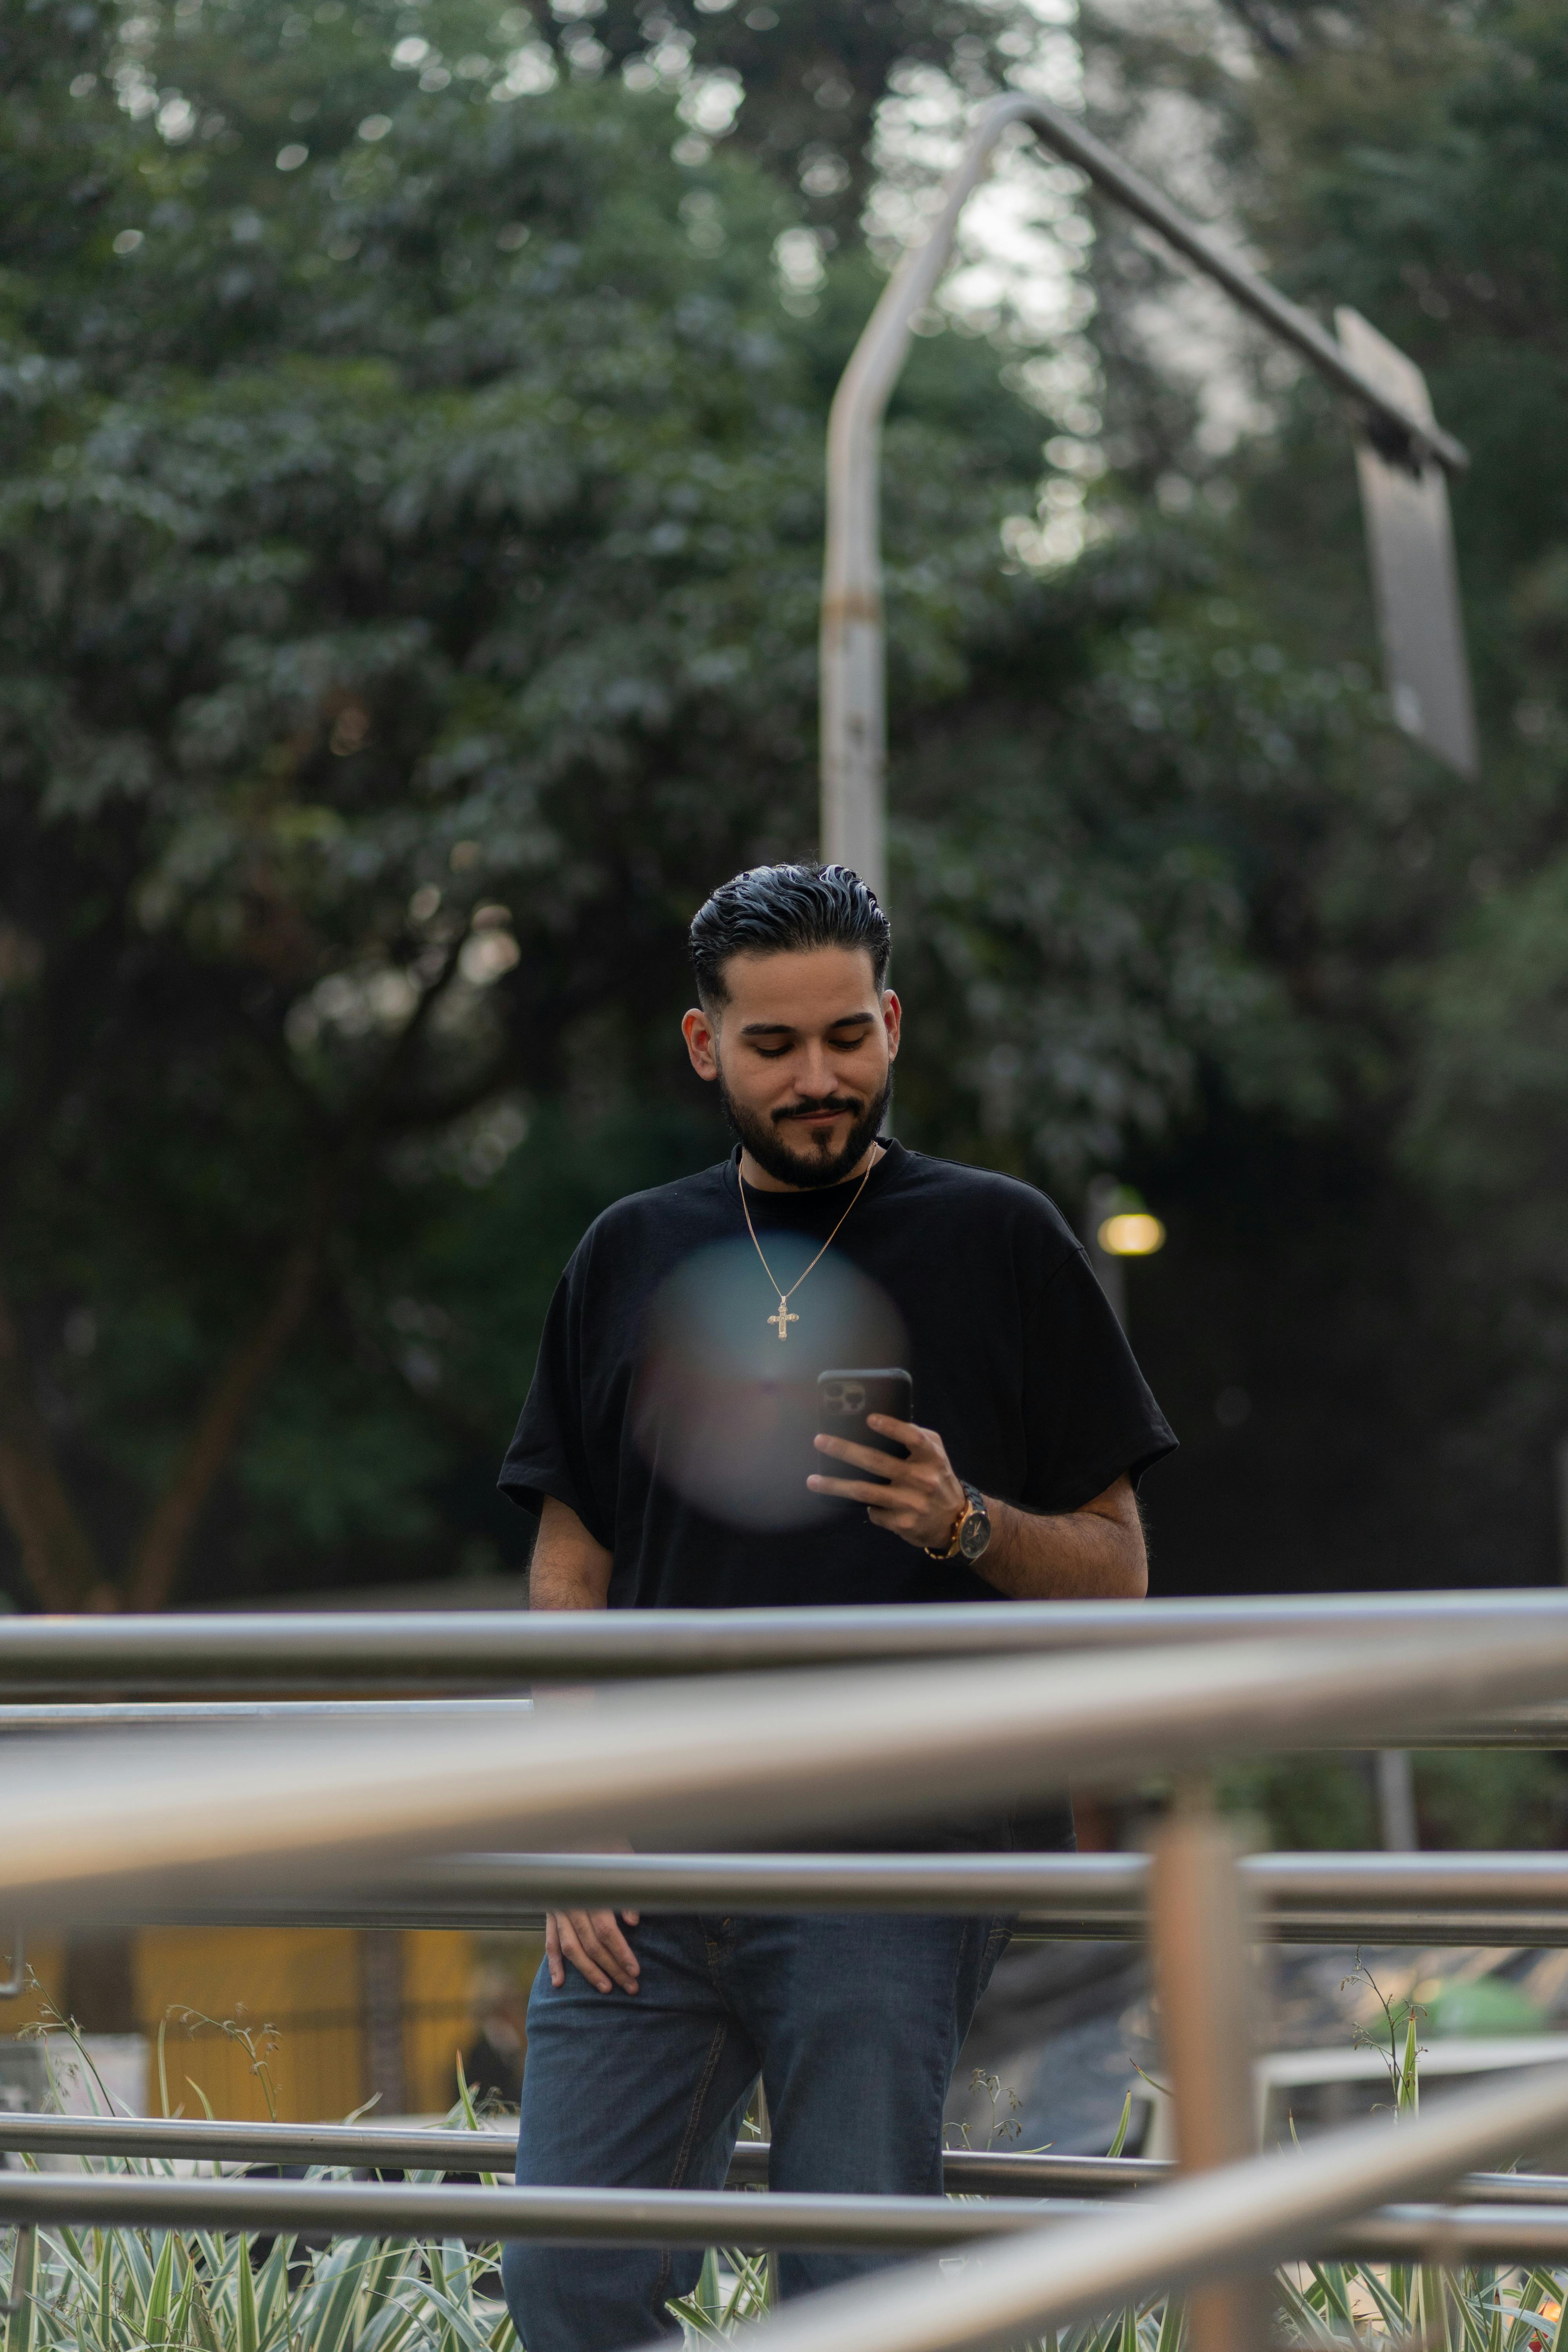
left=1149, top=1784, right=1267, bottom=2352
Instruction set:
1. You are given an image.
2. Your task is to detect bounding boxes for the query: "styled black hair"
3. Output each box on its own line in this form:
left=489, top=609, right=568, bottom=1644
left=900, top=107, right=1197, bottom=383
left=688, top=862, right=891, bottom=1007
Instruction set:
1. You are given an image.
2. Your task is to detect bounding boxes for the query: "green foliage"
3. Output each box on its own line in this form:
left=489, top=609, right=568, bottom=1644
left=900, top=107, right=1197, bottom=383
left=1416, top=1976, right=1546, bottom=2038
left=5, top=0, right=1568, bottom=1604
left=1220, top=1749, right=1568, bottom=1851
left=0, top=0, right=1283, bottom=1606
left=4, top=2015, right=1568, bottom=2352
left=0, top=2017, right=514, bottom=2352
left=0, top=0, right=1037, bottom=1601
left=522, top=0, right=1043, bottom=235
left=2, top=2203, right=516, bottom=2352
left=1074, top=0, right=1568, bottom=1591
left=1219, top=1755, right=1379, bottom=1851
left=1410, top=1750, right=1567, bottom=1853
left=661, top=2031, right=1568, bottom=2352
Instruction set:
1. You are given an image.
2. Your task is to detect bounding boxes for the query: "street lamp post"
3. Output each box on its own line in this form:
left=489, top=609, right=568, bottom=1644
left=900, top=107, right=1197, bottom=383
left=820, top=91, right=1476, bottom=915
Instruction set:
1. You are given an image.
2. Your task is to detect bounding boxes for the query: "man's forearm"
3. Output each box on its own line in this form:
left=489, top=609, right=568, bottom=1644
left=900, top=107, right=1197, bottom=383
left=978, top=1487, right=1147, bottom=1600
left=528, top=1494, right=614, bottom=1610
left=530, top=1552, right=610, bottom=1609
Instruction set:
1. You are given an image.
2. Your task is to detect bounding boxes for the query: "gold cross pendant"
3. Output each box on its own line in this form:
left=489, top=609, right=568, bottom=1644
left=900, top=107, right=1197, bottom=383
left=768, top=1297, right=798, bottom=1341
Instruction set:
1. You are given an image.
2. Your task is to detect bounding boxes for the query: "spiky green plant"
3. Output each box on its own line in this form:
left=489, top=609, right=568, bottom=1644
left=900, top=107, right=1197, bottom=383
left=1, top=2013, right=519, bottom=2352
left=671, top=2001, right=1568, bottom=2352
left=6, top=1996, right=1565, bottom=2352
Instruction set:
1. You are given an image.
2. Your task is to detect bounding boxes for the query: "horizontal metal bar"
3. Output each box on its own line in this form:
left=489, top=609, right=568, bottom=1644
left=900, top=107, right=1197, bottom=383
left=0, top=2114, right=1106, bottom=2199
left=8, top=2171, right=1568, bottom=2267
left=220, top=1904, right=1568, bottom=1949
left=0, top=1705, right=1557, bottom=1754
left=0, top=2113, right=523, bottom=2173
left=10, top=2114, right=1568, bottom=2217
left=722, top=2065, right=1568, bottom=2352
left=0, top=1701, right=537, bottom=1732
left=0, top=2167, right=1084, bottom=2250
left=0, top=2112, right=1140, bottom=2196
left=396, top=1848, right=1568, bottom=1912
left=1350, top=2204, right=1568, bottom=2259
left=2, top=1593, right=1565, bottom=1694
left=990, top=95, right=1468, bottom=474
left=12, top=1631, right=1568, bottom=1922
left=95, top=1849, right=1568, bottom=1949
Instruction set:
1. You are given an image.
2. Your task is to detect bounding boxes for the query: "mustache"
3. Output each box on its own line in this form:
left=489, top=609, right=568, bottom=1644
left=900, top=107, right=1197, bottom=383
left=773, top=1097, right=864, bottom=1124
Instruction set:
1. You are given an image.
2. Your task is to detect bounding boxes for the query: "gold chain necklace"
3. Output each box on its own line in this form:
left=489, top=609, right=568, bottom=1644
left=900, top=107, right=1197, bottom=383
left=738, top=1149, right=878, bottom=1341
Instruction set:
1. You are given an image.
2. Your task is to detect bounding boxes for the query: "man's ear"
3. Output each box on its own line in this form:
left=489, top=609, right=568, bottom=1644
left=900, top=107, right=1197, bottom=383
left=882, top=988, right=902, bottom=1062
left=682, top=1004, right=719, bottom=1082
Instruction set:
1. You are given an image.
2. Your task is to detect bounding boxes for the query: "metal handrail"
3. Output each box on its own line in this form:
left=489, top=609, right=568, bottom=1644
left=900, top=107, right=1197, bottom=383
left=4, top=1633, right=1568, bottom=2333
left=11, top=1629, right=1568, bottom=1919
left=3, top=1593, right=1566, bottom=1694
left=9, top=2164, right=1568, bottom=2274
left=10, top=1629, right=1568, bottom=1918
left=74, top=1849, right=1568, bottom=1948
left=0, top=1695, right=1560, bottom=1749
left=0, top=2112, right=1133, bottom=2195
left=0, top=2169, right=1084, bottom=2251
left=4, top=2167, right=1568, bottom=2263
left=689, top=2064, right=1568, bottom=2352
left=11, top=2163, right=1568, bottom=2270
left=2, top=2071, right=1568, bottom=2275
left=11, top=2112, right=1568, bottom=2215
left=388, top=1846, right=1568, bottom=1915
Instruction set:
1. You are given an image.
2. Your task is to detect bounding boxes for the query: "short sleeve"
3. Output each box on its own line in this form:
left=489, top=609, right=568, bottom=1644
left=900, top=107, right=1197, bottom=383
left=497, top=1234, right=611, bottom=1546
left=1018, top=1240, right=1177, bottom=1514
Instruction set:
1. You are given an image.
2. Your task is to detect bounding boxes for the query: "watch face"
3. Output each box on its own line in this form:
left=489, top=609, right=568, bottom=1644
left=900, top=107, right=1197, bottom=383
left=958, top=1498, right=991, bottom=1563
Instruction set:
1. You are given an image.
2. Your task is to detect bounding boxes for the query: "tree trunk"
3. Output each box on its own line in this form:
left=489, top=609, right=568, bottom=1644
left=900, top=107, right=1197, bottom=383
left=124, top=1221, right=325, bottom=1613
left=0, top=1285, right=102, bottom=1611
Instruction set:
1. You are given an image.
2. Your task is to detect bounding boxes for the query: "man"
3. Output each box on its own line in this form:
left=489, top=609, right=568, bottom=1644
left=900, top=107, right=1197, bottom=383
left=498, top=862, right=1175, bottom=2350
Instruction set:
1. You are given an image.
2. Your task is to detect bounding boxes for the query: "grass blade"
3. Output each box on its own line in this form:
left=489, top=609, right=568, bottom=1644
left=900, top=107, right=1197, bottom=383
left=236, top=2235, right=259, bottom=2352
left=143, top=2229, right=176, bottom=2350
left=3, top=2227, right=37, bottom=2352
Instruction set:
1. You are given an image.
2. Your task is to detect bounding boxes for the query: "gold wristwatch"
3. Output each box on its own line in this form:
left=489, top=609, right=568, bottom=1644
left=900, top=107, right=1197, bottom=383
left=924, top=1482, right=992, bottom=1564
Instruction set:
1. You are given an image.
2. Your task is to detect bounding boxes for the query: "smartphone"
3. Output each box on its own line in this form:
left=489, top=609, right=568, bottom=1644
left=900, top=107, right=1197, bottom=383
left=816, top=1368, right=913, bottom=1488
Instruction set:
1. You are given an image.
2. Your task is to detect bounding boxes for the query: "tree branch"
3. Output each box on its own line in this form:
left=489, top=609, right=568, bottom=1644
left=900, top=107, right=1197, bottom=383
left=121, top=941, right=476, bottom=1612
left=123, top=1198, right=330, bottom=1613
left=115, top=937, right=506, bottom=1612
left=0, top=1285, right=103, bottom=1611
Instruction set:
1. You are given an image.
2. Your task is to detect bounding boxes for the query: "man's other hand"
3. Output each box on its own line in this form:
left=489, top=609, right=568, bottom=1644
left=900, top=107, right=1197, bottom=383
left=529, top=1499, right=641, bottom=1992
left=546, top=1906, right=642, bottom=1994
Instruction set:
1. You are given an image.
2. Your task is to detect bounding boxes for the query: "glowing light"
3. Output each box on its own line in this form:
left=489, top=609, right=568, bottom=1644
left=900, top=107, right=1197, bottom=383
left=1099, top=1212, right=1165, bottom=1258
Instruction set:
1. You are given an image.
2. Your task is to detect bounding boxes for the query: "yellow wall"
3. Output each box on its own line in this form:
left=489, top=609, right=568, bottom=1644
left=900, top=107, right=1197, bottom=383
left=0, top=1931, right=481, bottom=2123
left=135, top=1928, right=371, bottom=2122
left=403, top=1930, right=477, bottom=2115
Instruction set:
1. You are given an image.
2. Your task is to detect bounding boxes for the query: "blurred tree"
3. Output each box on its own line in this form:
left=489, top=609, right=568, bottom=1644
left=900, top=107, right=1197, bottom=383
left=524, top=0, right=1039, bottom=235
left=1069, top=0, right=1568, bottom=1590
left=0, top=0, right=1259, bottom=1609
left=6, top=0, right=1565, bottom=1613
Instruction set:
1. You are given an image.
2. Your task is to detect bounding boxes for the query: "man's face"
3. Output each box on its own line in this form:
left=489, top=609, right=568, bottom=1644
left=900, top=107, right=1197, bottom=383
left=681, top=946, right=900, bottom=1189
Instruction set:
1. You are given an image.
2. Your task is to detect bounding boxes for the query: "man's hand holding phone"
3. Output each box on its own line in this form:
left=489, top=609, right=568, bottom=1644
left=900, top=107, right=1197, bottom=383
left=809, top=1366, right=971, bottom=1553
left=809, top=1412, right=969, bottom=1550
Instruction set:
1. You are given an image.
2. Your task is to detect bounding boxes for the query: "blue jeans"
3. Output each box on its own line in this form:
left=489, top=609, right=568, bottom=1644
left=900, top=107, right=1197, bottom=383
left=501, top=1909, right=1013, bottom=2352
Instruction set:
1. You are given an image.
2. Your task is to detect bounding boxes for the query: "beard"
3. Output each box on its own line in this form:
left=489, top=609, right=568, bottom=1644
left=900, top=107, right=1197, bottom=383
left=717, top=1067, right=892, bottom=1190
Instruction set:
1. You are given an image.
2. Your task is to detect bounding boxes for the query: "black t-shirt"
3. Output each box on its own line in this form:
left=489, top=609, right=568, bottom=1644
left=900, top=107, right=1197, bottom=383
left=501, top=1140, right=1174, bottom=1601
left=500, top=1140, right=1175, bottom=1849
